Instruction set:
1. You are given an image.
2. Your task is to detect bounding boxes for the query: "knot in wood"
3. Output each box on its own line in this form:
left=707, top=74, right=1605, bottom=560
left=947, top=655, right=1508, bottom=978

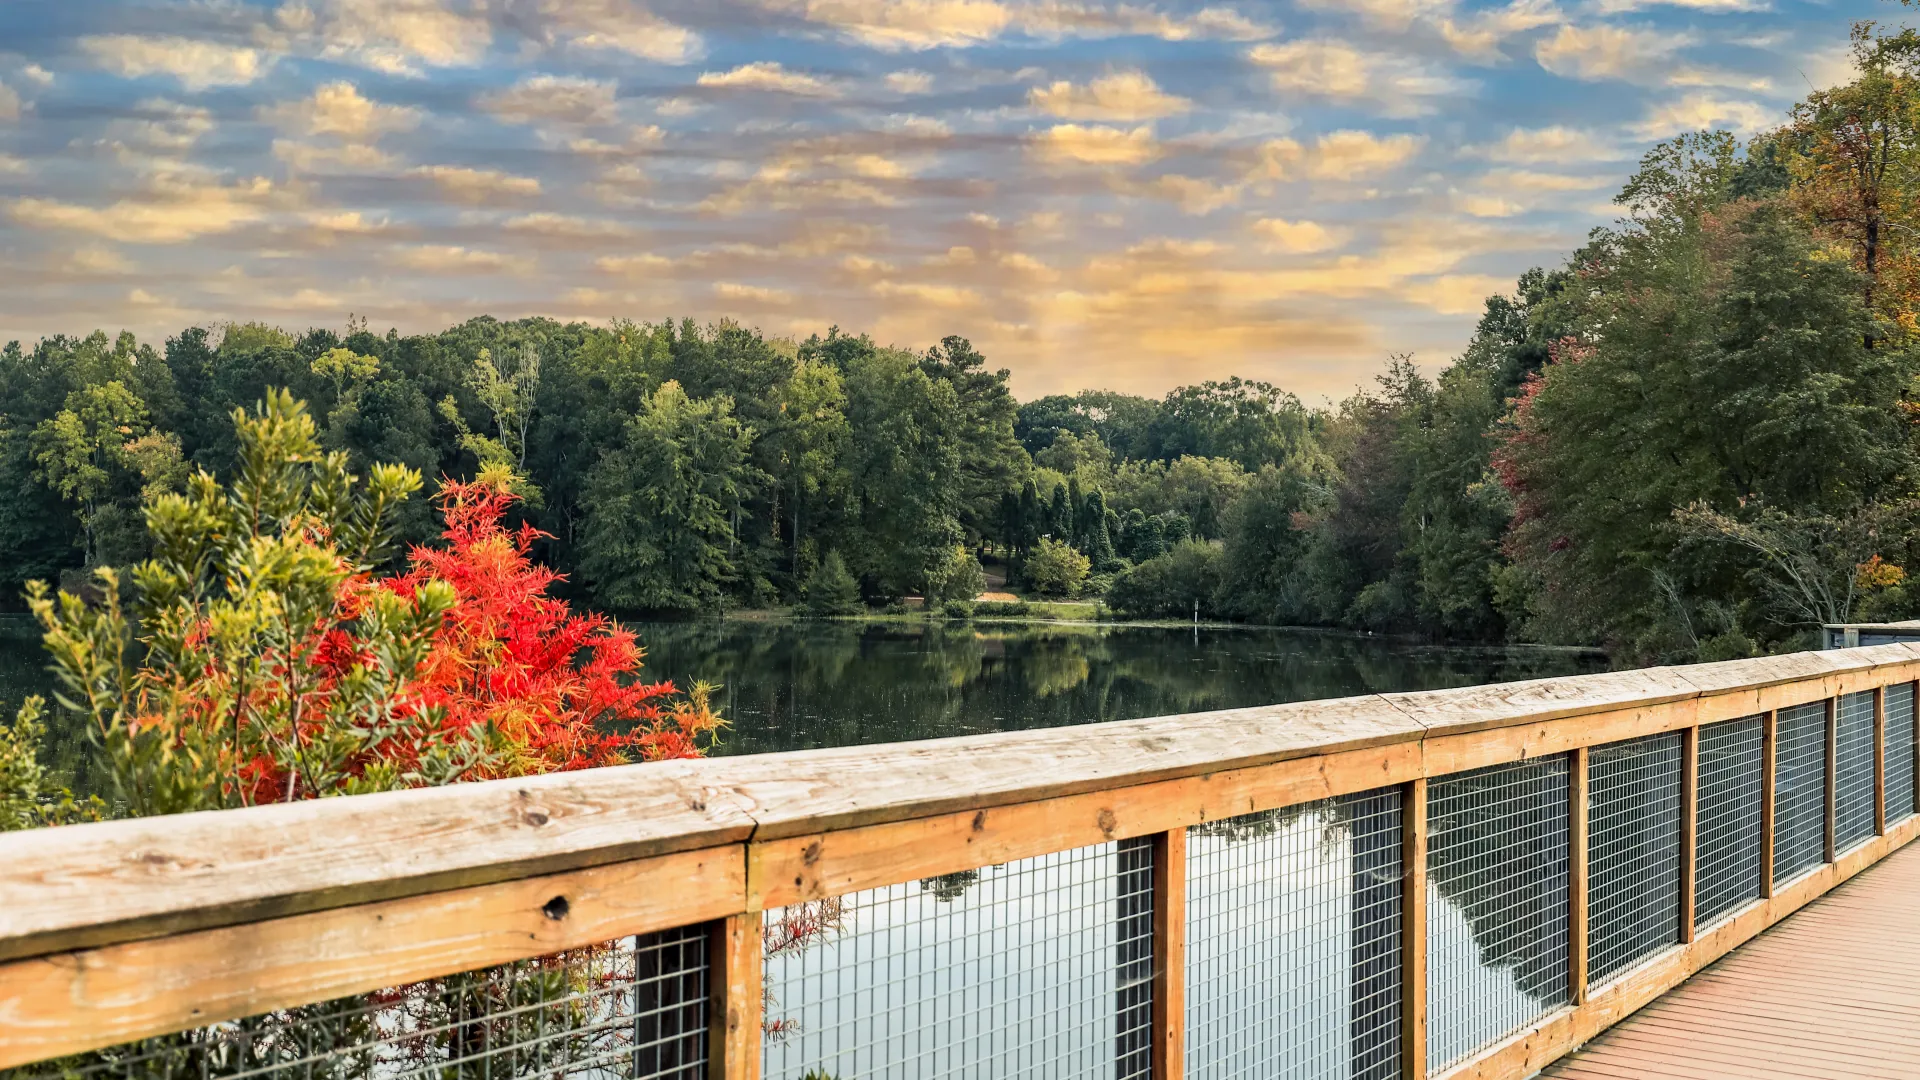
left=522, top=808, right=550, bottom=827
left=541, top=895, right=570, bottom=921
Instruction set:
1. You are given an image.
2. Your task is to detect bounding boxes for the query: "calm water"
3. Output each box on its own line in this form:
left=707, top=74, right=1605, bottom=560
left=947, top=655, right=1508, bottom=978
left=0, top=615, right=1607, bottom=791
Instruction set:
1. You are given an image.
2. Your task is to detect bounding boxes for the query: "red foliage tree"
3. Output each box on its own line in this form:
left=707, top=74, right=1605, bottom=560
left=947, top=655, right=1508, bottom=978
left=389, top=476, right=720, bottom=776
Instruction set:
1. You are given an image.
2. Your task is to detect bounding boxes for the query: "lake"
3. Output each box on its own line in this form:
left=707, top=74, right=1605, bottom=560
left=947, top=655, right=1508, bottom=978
left=0, top=615, right=1608, bottom=794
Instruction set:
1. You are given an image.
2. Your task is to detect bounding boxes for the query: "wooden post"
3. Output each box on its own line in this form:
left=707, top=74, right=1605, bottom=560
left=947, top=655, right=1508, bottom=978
left=1151, top=827, right=1186, bottom=1080
left=1401, top=779, right=1428, bottom=1080
left=710, top=911, right=763, bottom=1080
left=1569, top=747, right=1590, bottom=1006
left=1679, top=726, right=1699, bottom=945
left=1874, top=686, right=1888, bottom=837
left=1760, top=710, right=1778, bottom=898
left=1824, top=698, right=1838, bottom=865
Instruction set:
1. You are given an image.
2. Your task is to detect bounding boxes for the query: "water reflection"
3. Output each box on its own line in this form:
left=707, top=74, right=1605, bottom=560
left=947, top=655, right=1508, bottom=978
left=627, top=620, right=1609, bottom=758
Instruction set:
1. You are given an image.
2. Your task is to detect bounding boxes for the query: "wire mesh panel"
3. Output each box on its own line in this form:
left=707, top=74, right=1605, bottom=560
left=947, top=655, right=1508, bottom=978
left=1835, top=691, right=1877, bottom=853
left=1773, top=701, right=1830, bottom=887
left=1426, top=758, right=1571, bottom=1075
left=1888, top=683, right=1917, bottom=825
left=761, top=840, right=1155, bottom=1080
left=1587, top=734, right=1682, bottom=984
left=11, top=926, right=712, bottom=1080
left=1184, top=788, right=1402, bottom=1080
left=1694, top=717, right=1765, bottom=928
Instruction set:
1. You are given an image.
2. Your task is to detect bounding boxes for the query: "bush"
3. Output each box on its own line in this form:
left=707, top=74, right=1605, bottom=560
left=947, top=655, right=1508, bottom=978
left=1106, top=540, right=1224, bottom=618
left=973, top=599, right=1032, bottom=617
left=1025, top=536, right=1091, bottom=596
left=924, top=545, right=988, bottom=605
left=802, top=550, right=864, bottom=616
left=936, top=599, right=975, bottom=619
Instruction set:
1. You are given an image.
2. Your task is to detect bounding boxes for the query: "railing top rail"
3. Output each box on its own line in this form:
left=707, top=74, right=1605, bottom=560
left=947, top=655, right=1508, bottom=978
left=3, top=642, right=1917, bottom=966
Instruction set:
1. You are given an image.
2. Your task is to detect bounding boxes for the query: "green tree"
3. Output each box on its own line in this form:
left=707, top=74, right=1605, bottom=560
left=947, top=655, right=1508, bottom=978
left=802, top=550, right=864, bottom=616
left=1025, top=536, right=1091, bottom=597
left=926, top=544, right=988, bottom=606
left=579, top=381, right=756, bottom=613
left=841, top=349, right=962, bottom=598
left=30, top=381, right=157, bottom=567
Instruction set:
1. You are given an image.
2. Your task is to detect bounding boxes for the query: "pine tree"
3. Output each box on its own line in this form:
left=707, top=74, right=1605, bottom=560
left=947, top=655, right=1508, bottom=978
left=804, top=550, right=864, bottom=616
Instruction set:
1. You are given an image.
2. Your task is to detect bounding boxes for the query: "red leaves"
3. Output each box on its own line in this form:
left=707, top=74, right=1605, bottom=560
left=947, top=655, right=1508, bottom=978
left=389, top=477, right=719, bottom=777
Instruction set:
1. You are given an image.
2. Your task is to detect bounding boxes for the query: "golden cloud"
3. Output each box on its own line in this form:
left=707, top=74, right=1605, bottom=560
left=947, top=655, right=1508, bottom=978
left=10, top=176, right=275, bottom=242
left=1029, top=70, right=1192, bottom=121
left=697, top=62, right=839, bottom=97
left=407, top=164, right=543, bottom=201
left=1032, top=123, right=1162, bottom=165
left=81, top=35, right=270, bottom=90
left=481, top=75, right=620, bottom=126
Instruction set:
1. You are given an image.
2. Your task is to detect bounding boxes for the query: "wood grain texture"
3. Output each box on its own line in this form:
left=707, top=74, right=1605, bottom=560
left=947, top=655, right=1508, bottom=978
left=710, top=911, right=762, bottom=1080
left=0, top=846, right=745, bottom=1071
left=1151, top=827, right=1187, bottom=1080
left=1402, top=779, right=1429, bottom=1080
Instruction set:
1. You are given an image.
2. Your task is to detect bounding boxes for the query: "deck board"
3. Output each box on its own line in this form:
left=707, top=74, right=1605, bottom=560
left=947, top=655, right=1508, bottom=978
left=1543, top=838, right=1920, bottom=1079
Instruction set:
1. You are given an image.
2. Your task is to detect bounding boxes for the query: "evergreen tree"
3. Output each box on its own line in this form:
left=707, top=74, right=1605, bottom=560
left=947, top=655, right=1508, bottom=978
left=803, top=550, right=863, bottom=616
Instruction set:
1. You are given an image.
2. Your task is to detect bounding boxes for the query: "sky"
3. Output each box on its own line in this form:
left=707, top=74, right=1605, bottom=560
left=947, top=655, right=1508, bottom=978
left=0, top=0, right=1896, bottom=400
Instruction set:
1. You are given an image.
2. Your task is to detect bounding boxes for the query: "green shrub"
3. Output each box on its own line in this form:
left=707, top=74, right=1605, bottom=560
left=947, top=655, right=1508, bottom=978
left=1025, top=536, right=1090, bottom=597
left=974, top=599, right=1032, bottom=617
left=1106, top=540, right=1224, bottom=618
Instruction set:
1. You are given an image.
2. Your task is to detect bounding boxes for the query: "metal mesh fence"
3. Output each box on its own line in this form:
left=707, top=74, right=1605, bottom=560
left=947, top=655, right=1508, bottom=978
left=1694, top=717, right=1765, bottom=928
left=1587, top=734, right=1682, bottom=984
left=10, top=926, right=712, bottom=1080
left=1183, top=788, right=1401, bottom=1080
left=1773, top=701, right=1830, bottom=887
left=1835, top=692, right=1877, bottom=853
left=1888, top=683, right=1917, bottom=825
left=760, top=839, right=1155, bottom=1080
left=1425, top=758, right=1571, bottom=1075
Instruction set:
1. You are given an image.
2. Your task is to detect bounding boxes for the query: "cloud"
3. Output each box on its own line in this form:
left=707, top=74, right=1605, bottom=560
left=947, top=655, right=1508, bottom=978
left=1299, top=0, right=1452, bottom=31
left=264, top=82, right=421, bottom=139
left=407, top=164, right=542, bottom=201
left=300, top=0, right=492, bottom=75
left=767, top=0, right=1274, bottom=51
left=533, top=0, right=704, bottom=63
left=887, top=70, right=935, bottom=94
left=1249, top=39, right=1472, bottom=116
left=18, top=65, right=53, bottom=87
left=1593, top=0, right=1761, bottom=11
left=1032, top=123, right=1162, bottom=165
left=11, top=176, right=275, bottom=242
left=1635, top=93, right=1777, bottom=138
left=67, top=247, right=135, bottom=274
left=1259, top=130, right=1425, bottom=181
left=1254, top=218, right=1345, bottom=253
left=1534, top=24, right=1678, bottom=82
left=0, top=82, right=18, bottom=123
left=80, top=35, right=270, bottom=89
left=1402, top=273, right=1513, bottom=314
left=1029, top=70, right=1192, bottom=121
left=504, top=212, right=638, bottom=238
left=481, top=75, right=621, bottom=127
left=698, top=61, right=840, bottom=96
left=714, top=281, right=795, bottom=304
left=1480, top=125, right=1618, bottom=165
left=872, top=280, right=984, bottom=307
left=1438, top=0, right=1563, bottom=61
left=392, top=244, right=512, bottom=272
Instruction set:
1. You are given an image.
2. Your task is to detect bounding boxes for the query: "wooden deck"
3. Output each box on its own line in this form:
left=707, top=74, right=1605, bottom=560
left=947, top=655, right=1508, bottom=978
left=1544, top=839, right=1920, bottom=1079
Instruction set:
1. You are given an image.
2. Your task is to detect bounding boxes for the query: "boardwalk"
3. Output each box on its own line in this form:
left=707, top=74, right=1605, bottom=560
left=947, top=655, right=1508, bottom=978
left=1545, top=839, right=1920, bottom=1079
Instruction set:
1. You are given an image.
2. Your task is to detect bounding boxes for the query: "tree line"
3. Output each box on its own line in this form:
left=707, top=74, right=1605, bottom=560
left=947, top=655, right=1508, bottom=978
left=10, top=24, right=1920, bottom=660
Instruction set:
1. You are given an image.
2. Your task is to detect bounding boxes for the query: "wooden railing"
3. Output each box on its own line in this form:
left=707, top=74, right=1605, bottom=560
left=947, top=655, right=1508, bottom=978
left=4, top=643, right=1920, bottom=1079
